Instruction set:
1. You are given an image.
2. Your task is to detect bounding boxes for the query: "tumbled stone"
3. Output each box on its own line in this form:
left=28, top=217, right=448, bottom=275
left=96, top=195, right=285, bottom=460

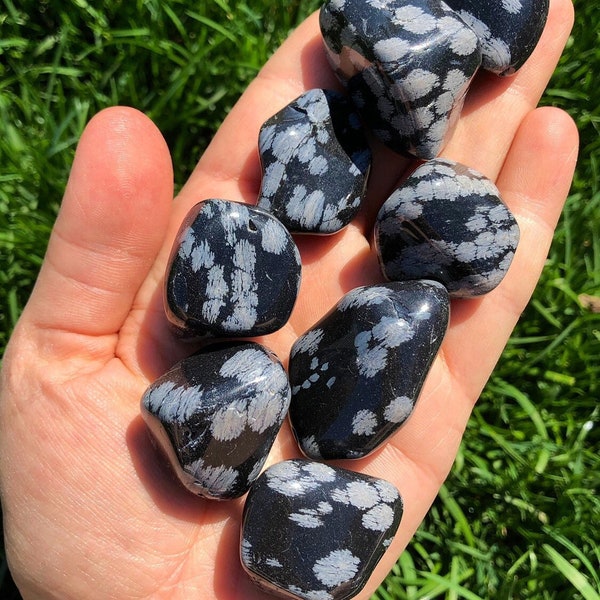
left=444, top=0, right=549, bottom=75
left=288, top=282, right=449, bottom=460
left=241, top=459, right=403, bottom=600
left=165, top=199, right=301, bottom=338
left=319, top=0, right=481, bottom=159
left=375, top=158, right=520, bottom=298
left=257, top=89, right=372, bottom=234
left=141, top=342, right=290, bottom=500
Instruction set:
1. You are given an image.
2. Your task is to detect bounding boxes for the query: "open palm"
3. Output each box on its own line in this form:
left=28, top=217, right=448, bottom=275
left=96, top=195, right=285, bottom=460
left=0, top=4, right=578, bottom=599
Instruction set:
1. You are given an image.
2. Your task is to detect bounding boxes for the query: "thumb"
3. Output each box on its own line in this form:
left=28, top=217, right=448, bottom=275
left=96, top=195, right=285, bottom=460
left=22, top=107, right=173, bottom=344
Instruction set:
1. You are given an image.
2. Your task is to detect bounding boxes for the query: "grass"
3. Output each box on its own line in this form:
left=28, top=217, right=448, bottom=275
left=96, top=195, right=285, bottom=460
left=1, top=0, right=598, bottom=598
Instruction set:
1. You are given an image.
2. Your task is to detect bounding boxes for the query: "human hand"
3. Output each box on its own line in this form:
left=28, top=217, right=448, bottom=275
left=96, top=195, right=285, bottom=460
left=0, top=2, right=578, bottom=598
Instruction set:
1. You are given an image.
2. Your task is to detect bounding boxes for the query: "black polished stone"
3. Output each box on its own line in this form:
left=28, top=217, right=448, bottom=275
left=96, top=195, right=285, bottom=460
left=288, top=282, right=449, bottom=460
left=257, top=88, right=372, bottom=234
left=141, top=342, right=291, bottom=500
left=165, top=199, right=301, bottom=338
left=444, top=0, right=549, bottom=75
left=375, top=158, right=520, bottom=298
left=241, top=459, right=403, bottom=600
left=319, top=0, right=481, bottom=159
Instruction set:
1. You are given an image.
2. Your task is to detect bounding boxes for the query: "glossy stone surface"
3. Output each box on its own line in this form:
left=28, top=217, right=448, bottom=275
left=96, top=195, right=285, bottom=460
left=319, top=0, right=481, bottom=159
left=288, top=282, right=449, bottom=460
left=241, top=459, right=403, bottom=600
left=257, top=88, right=372, bottom=234
left=444, top=0, right=549, bottom=75
left=375, top=159, right=520, bottom=298
left=165, top=199, right=301, bottom=338
left=141, top=342, right=291, bottom=500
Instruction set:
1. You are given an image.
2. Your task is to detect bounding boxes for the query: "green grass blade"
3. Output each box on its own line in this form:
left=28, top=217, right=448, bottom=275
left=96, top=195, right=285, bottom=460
left=543, top=544, right=600, bottom=600
left=543, top=530, right=600, bottom=589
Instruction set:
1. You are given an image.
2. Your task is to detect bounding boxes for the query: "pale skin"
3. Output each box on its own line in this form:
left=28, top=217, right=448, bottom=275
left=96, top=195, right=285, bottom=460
left=0, top=2, right=579, bottom=599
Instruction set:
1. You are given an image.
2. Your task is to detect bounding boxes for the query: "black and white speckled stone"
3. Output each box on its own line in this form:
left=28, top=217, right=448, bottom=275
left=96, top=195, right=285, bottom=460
left=444, top=0, right=549, bottom=75
left=257, top=89, right=372, bottom=234
left=241, top=459, right=403, bottom=600
left=165, top=199, right=301, bottom=338
left=319, top=0, right=481, bottom=159
left=288, top=282, right=449, bottom=460
left=141, top=342, right=291, bottom=500
left=375, top=159, right=520, bottom=298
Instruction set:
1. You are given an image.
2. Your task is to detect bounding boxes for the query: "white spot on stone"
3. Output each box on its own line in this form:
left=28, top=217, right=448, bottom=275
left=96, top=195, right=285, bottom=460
left=356, top=344, right=389, bottom=379
left=265, top=558, right=282, bottom=568
left=302, top=436, right=322, bottom=458
left=260, top=160, right=286, bottom=199
left=292, top=328, right=325, bottom=357
left=178, top=226, right=196, bottom=259
left=303, top=462, right=336, bottom=482
left=211, top=399, right=247, bottom=441
left=288, top=499, right=332, bottom=529
left=288, top=587, right=333, bottom=600
left=401, top=69, right=439, bottom=101
left=355, top=315, right=415, bottom=378
left=272, top=122, right=310, bottom=163
left=444, top=68, right=469, bottom=93
left=373, top=315, right=414, bottom=347
left=352, top=410, right=378, bottom=436
left=222, top=202, right=249, bottom=246
left=241, top=538, right=253, bottom=565
left=393, top=5, right=437, bottom=34
left=439, top=16, right=479, bottom=57
left=313, top=549, right=360, bottom=588
left=247, top=459, right=265, bottom=485
left=456, top=10, right=511, bottom=72
left=375, top=480, right=401, bottom=504
left=309, top=155, right=329, bottom=176
left=297, top=136, right=318, bottom=164
left=502, top=0, right=523, bottom=14
left=289, top=511, right=323, bottom=528
left=374, top=37, right=410, bottom=62
left=338, top=286, right=390, bottom=312
left=266, top=461, right=320, bottom=498
left=143, top=380, right=207, bottom=424
left=465, top=212, right=488, bottom=233
left=330, top=487, right=350, bottom=505
left=318, top=501, right=333, bottom=514
left=384, top=396, right=414, bottom=423
left=362, top=503, right=395, bottom=531
left=247, top=392, right=288, bottom=435
left=190, top=239, right=214, bottom=271
left=346, top=480, right=380, bottom=509
left=261, top=218, right=289, bottom=254
left=187, top=460, right=239, bottom=493
left=220, top=348, right=271, bottom=382
left=203, top=265, right=228, bottom=323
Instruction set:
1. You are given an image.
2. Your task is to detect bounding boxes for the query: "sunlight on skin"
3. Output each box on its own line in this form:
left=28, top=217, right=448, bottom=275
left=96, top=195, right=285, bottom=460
left=0, top=1, right=578, bottom=599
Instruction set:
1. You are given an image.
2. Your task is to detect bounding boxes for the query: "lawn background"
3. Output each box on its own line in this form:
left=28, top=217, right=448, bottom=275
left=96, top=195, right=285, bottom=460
left=0, top=1, right=598, bottom=598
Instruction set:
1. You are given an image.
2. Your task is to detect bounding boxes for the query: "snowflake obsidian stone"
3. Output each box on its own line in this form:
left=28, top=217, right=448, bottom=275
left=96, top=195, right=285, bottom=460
left=375, top=158, right=520, bottom=298
left=319, top=0, right=481, bottom=159
left=165, top=199, right=301, bottom=338
left=141, top=342, right=291, bottom=500
left=288, top=281, right=449, bottom=460
left=444, top=0, right=549, bottom=75
left=257, top=88, right=372, bottom=234
left=241, top=459, right=403, bottom=600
